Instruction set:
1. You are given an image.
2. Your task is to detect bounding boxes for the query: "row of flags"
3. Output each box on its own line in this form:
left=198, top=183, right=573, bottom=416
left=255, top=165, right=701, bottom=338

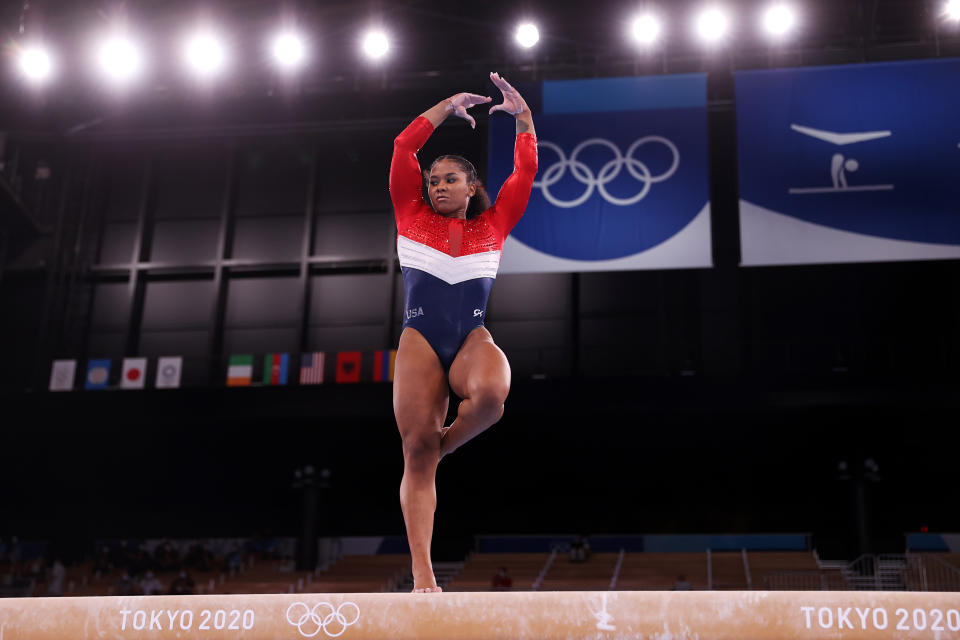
left=50, top=357, right=183, bottom=391
left=49, top=350, right=397, bottom=392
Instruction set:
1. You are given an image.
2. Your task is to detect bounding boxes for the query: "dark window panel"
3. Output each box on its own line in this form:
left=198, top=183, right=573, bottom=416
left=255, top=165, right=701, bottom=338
left=310, top=274, right=390, bottom=325
left=232, top=216, right=302, bottom=262
left=392, top=272, right=404, bottom=321
left=235, top=142, right=311, bottom=217
left=91, top=282, right=131, bottom=331
left=154, top=145, right=228, bottom=220
left=140, top=329, right=211, bottom=357
left=87, top=331, right=125, bottom=360
left=103, top=157, right=144, bottom=222
left=579, top=271, right=663, bottom=315
left=223, top=327, right=299, bottom=355
left=488, top=274, right=571, bottom=319
left=485, top=319, right=570, bottom=349
left=579, top=315, right=660, bottom=348
left=313, top=212, right=391, bottom=260
left=226, top=277, right=300, bottom=328
left=307, top=324, right=384, bottom=352
left=142, top=281, right=216, bottom=331
left=98, top=222, right=137, bottom=264
left=151, top=219, right=220, bottom=264
left=315, top=134, right=393, bottom=214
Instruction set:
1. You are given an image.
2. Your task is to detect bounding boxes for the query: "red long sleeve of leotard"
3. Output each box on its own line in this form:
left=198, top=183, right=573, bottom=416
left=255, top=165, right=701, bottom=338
left=390, top=116, right=435, bottom=233
left=389, top=116, right=538, bottom=239
left=487, top=130, right=538, bottom=238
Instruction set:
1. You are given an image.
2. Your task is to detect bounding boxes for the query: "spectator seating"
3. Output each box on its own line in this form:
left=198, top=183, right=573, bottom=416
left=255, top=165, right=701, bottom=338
left=539, top=552, right=620, bottom=590
left=446, top=553, right=550, bottom=591
left=615, top=553, right=708, bottom=590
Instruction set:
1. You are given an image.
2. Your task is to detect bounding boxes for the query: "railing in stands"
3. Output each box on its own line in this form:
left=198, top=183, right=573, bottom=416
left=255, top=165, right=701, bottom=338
left=767, top=554, right=960, bottom=591
left=609, top=549, right=625, bottom=590
left=532, top=548, right=558, bottom=592
left=742, top=549, right=752, bottom=590
left=706, top=549, right=713, bottom=590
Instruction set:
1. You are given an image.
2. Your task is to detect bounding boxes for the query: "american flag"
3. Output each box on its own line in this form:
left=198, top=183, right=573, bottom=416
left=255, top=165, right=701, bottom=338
left=299, top=352, right=325, bottom=384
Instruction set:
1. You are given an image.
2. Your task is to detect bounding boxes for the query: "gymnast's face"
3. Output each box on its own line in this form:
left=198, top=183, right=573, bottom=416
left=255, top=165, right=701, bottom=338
left=428, top=159, right=477, bottom=217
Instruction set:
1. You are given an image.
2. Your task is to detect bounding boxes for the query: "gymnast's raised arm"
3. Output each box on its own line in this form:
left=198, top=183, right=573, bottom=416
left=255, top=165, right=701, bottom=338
left=486, top=72, right=538, bottom=236
left=389, top=92, right=492, bottom=227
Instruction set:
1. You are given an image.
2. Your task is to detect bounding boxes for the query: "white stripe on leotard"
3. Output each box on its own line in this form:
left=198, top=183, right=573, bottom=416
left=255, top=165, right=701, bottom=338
left=397, top=235, right=501, bottom=285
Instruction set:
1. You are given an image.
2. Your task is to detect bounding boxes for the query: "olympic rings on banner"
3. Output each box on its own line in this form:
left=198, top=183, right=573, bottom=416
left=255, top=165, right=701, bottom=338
left=533, top=137, right=680, bottom=208
left=286, top=601, right=361, bottom=638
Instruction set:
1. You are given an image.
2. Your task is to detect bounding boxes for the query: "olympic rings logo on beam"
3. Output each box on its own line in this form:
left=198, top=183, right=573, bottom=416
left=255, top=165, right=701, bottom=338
left=533, top=137, right=680, bottom=208
left=286, top=601, right=360, bottom=638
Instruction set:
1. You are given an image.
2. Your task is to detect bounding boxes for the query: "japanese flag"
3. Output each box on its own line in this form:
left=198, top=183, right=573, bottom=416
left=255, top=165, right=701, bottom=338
left=121, top=357, right=147, bottom=389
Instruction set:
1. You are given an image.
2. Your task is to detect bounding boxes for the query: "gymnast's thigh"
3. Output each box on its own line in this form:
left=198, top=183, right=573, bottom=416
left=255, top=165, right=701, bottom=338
left=447, top=326, right=511, bottom=401
left=393, top=327, right=450, bottom=441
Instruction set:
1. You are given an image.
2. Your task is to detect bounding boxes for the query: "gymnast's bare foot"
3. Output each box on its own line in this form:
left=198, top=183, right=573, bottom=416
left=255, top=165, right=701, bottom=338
left=412, top=585, right=443, bottom=593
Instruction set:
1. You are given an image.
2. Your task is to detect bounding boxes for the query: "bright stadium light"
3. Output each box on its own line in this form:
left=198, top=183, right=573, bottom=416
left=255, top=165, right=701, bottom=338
left=631, top=13, right=663, bottom=46
left=695, top=6, right=731, bottom=43
left=184, top=29, right=228, bottom=78
left=96, top=35, right=145, bottom=85
left=515, top=22, right=540, bottom=48
left=945, top=0, right=960, bottom=21
left=18, top=45, right=54, bottom=83
left=271, top=31, right=307, bottom=70
left=362, top=29, right=389, bottom=60
left=763, top=3, right=797, bottom=37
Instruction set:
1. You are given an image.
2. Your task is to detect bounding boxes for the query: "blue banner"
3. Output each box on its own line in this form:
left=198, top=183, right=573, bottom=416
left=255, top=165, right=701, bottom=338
left=736, top=58, right=960, bottom=266
left=488, top=74, right=712, bottom=272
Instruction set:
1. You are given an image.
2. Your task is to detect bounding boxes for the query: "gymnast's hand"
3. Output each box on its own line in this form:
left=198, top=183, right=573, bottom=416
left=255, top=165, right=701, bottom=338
left=488, top=72, right=528, bottom=116
left=446, top=92, right=492, bottom=129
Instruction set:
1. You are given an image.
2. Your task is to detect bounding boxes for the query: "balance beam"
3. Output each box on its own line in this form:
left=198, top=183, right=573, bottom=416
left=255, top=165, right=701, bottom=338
left=1, top=591, right=959, bottom=639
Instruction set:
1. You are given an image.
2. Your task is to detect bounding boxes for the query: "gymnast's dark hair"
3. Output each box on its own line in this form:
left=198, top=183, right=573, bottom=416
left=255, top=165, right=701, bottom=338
left=423, top=155, right=492, bottom=219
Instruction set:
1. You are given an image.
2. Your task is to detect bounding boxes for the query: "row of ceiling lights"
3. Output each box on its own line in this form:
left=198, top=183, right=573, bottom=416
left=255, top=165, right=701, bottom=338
left=14, top=1, right=960, bottom=87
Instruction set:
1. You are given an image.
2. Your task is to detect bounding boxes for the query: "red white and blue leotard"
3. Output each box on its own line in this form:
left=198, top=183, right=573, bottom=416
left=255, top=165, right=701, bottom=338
left=389, top=116, right=538, bottom=370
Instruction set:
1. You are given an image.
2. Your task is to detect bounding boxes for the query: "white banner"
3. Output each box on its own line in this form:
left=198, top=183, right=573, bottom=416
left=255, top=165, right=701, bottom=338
left=155, top=356, right=183, bottom=389
left=49, top=359, right=76, bottom=392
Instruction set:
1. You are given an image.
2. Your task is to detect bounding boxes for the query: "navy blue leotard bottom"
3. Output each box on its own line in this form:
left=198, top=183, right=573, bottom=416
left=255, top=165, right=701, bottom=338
left=400, top=267, right=494, bottom=371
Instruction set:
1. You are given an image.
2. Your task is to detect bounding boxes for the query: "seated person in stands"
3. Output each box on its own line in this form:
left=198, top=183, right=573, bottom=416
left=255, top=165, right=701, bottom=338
left=114, top=570, right=142, bottom=596
left=491, top=566, right=513, bottom=590
left=570, top=535, right=591, bottom=563
left=140, top=570, right=164, bottom=596
left=673, top=574, right=692, bottom=590
left=168, top=567, right=195, bottom=595
left=184, top=543, right=214, bottom=571
left=46, top=558, right=65, bottom=596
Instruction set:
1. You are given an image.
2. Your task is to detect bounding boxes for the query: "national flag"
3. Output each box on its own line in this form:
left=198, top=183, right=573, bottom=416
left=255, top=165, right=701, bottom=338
left=120, top=357, right=147, bottom=389
left=227, top=354, right=253, bottom=387
left=49, top=359, right=76, bottom=392
left=335, top=351, right=362, bottom=383
left=262, top=353, right=289, bottom=386
left=85, top=359, right=111, bottom=390
left=372, top=349, right=397, bottom=382
left=156, top=356, right=183, bottom=389
left=299, top=352, right=325, bottom=385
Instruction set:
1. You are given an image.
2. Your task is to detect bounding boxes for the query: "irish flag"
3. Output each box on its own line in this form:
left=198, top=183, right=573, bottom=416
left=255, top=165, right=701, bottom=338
left=262, top=353, right=289, bottom=386
left=227, top=355, right=253, bottom=386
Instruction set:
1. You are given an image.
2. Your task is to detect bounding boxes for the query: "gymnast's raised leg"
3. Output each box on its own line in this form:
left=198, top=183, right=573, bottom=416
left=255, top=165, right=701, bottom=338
left=440, top=327, right=511, bottom=460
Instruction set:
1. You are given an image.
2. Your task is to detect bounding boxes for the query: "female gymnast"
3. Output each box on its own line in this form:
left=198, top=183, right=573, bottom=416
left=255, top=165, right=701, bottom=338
left=389, top=72, right=537, bottom=593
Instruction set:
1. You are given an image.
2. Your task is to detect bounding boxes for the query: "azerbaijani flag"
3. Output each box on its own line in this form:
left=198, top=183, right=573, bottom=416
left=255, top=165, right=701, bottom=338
left=227, top=354, right=253, bottom=386
left=373, top=349, right=396, bottom=382
left=262, top=353, right=289, bottom=386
